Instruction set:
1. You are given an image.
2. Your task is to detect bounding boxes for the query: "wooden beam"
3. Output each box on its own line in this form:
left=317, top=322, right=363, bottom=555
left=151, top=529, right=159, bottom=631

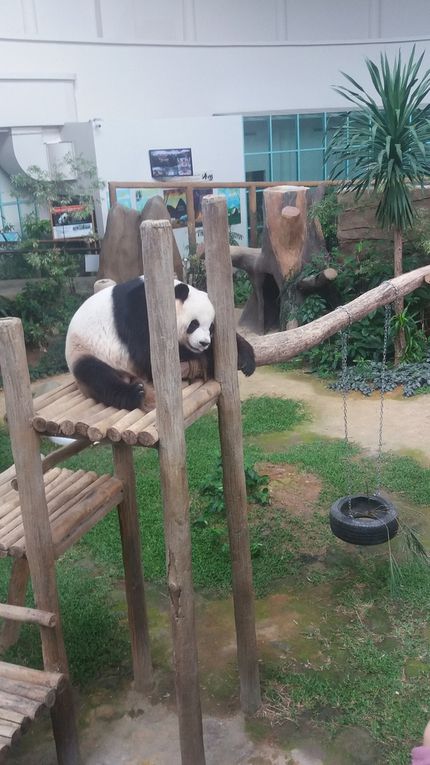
left=203, top=195, right=261, bottom=715
left=252, top=265, right=430, bottom=366
left=112, top=442, right=153, bottom=693
left=140, top=219, right=205, bottom=765
left=0, top=604, right=56, bottom=628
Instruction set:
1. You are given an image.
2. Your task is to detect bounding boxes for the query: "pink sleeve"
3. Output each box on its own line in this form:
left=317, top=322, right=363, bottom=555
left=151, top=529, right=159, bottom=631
left=411, top=746, right=430, bottom=764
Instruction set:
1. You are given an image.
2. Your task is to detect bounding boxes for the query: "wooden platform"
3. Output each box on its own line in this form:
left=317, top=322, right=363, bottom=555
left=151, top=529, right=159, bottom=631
left=0, top=661, right=65, bottom=758
left=0, top=467, right=123, bottom=560
left=31, top=376, right=221, bottom=446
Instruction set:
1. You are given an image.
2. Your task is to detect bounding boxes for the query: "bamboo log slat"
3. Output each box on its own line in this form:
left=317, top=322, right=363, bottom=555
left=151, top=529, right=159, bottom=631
left=31, top=379, right=76, bottom=411
left=8, top=474, right=122, bottom=557
left=0, top=604, right=56, bottom=628
left=58, top=396, right=100, bottom=435
left=0, top=721, right=21, bottom=745
left=0, top=661, right=65, bottom=690
left=0, top=691, right=42, bottom=720
left=137, top=381, right=221, bottom=447
left=108, top=409, right=152, bottom=442
left=0, top=663, right=65, bottom=753
left=87, top=408, right=131, bottom=442
left=0, top=707, right=30, bottom=731
left=0, top=678, right=55, bottom=707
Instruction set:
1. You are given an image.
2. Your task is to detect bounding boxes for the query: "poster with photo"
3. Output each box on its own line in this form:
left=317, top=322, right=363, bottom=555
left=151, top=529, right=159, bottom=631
left=149, top=148, right=193, bottom=179
left=115, top=187, right=159, bottom=212
left=216, top=188, right=241, bottom=225
left=193, top=188, right=213, bottom=226
left=163, top=189, right=187, bottom=228
left=51, top=201, right=94, bottom=240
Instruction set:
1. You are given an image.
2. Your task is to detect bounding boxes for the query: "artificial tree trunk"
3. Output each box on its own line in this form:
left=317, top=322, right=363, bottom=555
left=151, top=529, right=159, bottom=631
left=232, top=185, right=332, bottom=334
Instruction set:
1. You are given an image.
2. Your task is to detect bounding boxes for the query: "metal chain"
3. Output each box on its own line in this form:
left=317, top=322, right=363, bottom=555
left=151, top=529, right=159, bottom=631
left=340, top=329, right=350, bottom=445
left=375, top=303, right=392, bottom=495
left=340, top=319, right=353, bottom=512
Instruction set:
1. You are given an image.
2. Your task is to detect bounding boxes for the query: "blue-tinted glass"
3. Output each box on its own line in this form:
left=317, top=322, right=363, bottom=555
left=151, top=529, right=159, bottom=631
left=245, top=153, right=271, bottom=182
left=300, top=150, right=324, bottom=181
left=299, top=113, right=324, bottom=150
left=244, top=117, right=270, bottom=154
left=272, top=116, right=297, bottom=152
left=272, top=152, right=298, bottom=181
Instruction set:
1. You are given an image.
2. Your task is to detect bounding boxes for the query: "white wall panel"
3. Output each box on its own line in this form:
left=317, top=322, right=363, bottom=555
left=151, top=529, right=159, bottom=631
left=195, top=0, right=279, bottom=42
left=134, top=0, right=183, bottom=42
left=0, top=1, right=24, bottom=35
left=287, top=0, right=372, bottom=41
left=0, top=78, right=77, bottom=126
left=98, top=0, right=135, bottom=40
left=35, top=0, right=97, bottom=39
left=380, top=0, right=430, bottom=39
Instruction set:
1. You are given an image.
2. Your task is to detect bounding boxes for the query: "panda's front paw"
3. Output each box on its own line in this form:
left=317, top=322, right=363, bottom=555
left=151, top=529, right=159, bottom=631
left=236, top=333, right=256, bottom=376
left=239, top=355, right=256, bottom=377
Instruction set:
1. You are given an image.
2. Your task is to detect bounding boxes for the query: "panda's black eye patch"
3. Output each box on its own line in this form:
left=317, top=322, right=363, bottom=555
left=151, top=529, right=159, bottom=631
left=209, top=323, right=215, bottom=335
left=187, top=319, right=200, bottom=334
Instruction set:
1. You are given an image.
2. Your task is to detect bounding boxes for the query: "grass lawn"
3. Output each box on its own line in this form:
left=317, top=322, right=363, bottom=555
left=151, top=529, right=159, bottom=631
left=1, top=395, right=430, bottom=764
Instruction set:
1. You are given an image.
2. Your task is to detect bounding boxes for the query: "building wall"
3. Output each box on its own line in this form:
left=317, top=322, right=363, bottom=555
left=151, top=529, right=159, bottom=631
left=1, top=0, right=429, bottom=43
left=0, top=0, right=429, bottom=243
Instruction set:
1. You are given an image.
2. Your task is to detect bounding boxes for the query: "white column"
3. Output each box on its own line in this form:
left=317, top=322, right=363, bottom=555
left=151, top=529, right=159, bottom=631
left=182, top=0, right=197, bottom=42
left=276, top=0, right=288, bottom=41
left=20, top=0, right=38, bottom=35
left=368, top=0, right=381, bottom=39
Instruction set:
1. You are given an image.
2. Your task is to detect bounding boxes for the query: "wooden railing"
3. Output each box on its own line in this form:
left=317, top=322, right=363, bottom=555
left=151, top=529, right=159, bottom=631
left=108, top=180, right=326, bottom=251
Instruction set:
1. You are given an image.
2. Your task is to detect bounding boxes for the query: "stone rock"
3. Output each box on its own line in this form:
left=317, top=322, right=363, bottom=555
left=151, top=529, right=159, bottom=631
left=98, top=197, right=184, bottom=283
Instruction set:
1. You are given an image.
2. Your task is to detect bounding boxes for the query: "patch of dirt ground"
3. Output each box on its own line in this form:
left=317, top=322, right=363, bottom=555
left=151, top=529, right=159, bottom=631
left=256, top=462, right=322, bottom=517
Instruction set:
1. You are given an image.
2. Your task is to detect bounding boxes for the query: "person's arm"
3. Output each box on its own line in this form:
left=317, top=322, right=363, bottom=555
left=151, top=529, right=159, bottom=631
left=411, top=722, right=430, bottom=764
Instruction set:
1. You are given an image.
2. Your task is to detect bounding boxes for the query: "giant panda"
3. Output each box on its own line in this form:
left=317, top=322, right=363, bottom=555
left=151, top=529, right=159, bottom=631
left=65, top=276, right=255, bottom=411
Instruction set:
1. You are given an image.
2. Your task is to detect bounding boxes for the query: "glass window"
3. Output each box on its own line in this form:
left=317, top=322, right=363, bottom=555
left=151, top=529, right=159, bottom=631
left=244, top=112, right=348, bottom=185
left=243, top=117, right=270, bottom=155
left=300, top=150, right=325, bottom=181
left=299, top=113, right=324, bottom=150
left=272, top=152, right=298, bottom=182
left=244, top=153, right=271, bottom=182
left=272, top=116, right=297, bottom=152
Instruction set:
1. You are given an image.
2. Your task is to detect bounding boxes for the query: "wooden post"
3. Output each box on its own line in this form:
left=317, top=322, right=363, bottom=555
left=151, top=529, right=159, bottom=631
left=140, top=220, right=206, bottom=765
left=202, top=196, right=261, bottom=714
left=249, top=184, right=258, bottom=247
left=0, top=318, right=81, bottom=764
left=112, top=442, right=153, bottom=692
left=185, top=185, right=197, bottom=256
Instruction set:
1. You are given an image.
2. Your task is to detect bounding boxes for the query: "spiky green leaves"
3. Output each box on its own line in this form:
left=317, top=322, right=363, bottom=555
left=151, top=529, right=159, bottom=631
left=327, top=46, right=430, bottom=231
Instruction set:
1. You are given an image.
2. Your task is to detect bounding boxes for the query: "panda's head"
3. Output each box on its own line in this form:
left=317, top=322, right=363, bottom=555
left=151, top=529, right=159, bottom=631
left=174, top=281, right=215, bottom=354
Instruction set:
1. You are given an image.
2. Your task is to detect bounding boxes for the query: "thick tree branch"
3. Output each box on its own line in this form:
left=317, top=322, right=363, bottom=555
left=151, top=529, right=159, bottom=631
left=251, top=265, right=430, bottom=366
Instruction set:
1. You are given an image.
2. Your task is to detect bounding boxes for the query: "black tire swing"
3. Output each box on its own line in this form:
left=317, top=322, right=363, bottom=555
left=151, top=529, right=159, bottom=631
left=329, top=303, right=399, bottom=546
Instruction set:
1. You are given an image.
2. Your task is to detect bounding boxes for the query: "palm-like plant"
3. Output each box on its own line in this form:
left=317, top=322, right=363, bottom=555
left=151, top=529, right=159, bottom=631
left=327, top=46, right=430, bottom=361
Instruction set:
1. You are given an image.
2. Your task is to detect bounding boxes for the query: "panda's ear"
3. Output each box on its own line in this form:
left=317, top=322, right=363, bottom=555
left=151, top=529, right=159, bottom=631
left=175, top=283, right=190, bottom=303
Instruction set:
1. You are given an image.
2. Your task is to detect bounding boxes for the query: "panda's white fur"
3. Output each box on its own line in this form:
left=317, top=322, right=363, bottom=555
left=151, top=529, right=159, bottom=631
left=66, top=276, right=214, bottom=376
left=65, top=275, right=255, bottom=412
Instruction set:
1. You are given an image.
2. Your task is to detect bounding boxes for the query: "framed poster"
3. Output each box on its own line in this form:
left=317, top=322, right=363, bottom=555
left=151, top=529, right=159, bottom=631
left=193, top=188, right=213, bottom=226
left=149, top=148, right=193, bottom=179
left=51, top=201, right=94, bottom=240
left=217, top=188, right=241, bottom=225
left=115, top=187, right=159, bottom=212
left=163, top=189, right=187, bottom=227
